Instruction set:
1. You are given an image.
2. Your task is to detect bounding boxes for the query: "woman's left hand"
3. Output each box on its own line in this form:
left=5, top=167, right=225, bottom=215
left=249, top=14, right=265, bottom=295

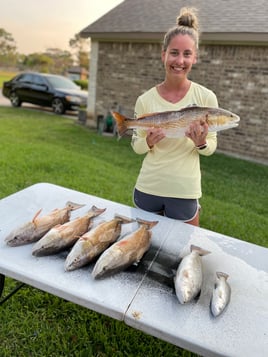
left=185, top=120, right=208, bottom=147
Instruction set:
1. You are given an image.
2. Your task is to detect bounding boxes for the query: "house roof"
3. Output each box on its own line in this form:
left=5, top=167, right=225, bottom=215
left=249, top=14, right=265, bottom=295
left=68, top=66, right=88, bottom=74
left=80, top=0, right=268, bottom=45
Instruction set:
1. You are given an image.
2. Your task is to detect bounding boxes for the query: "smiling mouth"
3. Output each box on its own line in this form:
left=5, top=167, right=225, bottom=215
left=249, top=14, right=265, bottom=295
left=171, top=66, right=184, bottom=72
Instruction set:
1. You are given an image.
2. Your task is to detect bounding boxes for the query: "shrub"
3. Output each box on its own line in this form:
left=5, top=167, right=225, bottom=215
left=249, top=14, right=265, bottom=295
left=74, top=79, right=88, bottom=90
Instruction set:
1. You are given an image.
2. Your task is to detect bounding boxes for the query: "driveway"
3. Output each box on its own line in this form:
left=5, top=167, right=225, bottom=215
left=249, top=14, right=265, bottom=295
left=0, top=90, right=10, bottom=106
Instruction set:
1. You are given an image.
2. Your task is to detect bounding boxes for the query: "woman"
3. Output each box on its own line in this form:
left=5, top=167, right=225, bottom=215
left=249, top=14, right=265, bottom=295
left=132, top=7, right=218, bottom=226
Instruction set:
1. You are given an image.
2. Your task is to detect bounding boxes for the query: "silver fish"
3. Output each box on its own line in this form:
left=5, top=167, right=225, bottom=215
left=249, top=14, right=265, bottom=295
left=32, top=205, right=106, bottom=256
left=174, top=245, right=210, bottom=304
left=92, top=218, right=158, bottom=279
left=64, top=215, right=135, bottom=271
left=112, top=106, right=240, bottom=138
left=210, top=272, right=231, bottom=317
left=5, top=201, right=85, bottom=247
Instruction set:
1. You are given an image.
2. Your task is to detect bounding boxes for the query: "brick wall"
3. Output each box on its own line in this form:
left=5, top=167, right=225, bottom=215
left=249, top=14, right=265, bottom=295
left=94, top=42, right=268, bottom=165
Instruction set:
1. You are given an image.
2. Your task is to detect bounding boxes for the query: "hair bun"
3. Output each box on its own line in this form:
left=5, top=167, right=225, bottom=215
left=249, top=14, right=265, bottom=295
left=176, top=7, right=199, bottom=31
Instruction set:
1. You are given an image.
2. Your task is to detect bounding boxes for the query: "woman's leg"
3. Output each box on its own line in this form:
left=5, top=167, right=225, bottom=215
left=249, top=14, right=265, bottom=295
left=186, top=210, right=199, bottom=226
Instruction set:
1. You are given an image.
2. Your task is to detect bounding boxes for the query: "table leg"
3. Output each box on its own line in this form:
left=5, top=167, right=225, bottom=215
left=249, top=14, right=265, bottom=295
left=0, top=274, right=25, bottom=305
left=0, top=273, right=4, bottom=297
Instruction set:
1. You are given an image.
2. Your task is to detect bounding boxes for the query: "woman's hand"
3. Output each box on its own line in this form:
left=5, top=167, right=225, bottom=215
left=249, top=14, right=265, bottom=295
left=185, top=120, right=208, bottom=147
left=146, top=128, right=165, bottom=148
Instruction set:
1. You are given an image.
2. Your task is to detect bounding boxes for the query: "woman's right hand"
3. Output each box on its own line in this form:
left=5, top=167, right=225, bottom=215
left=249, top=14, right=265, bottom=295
left=146, top=128, right=166, bottom=148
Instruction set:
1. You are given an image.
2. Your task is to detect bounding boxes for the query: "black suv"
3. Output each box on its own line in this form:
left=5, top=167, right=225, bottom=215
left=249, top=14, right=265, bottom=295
left=2, top=72, right=88, bottom=114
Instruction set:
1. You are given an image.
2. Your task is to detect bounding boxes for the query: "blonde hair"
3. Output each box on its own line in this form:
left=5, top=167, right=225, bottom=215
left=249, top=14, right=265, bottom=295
left=163, top=7, right=200, bottom=51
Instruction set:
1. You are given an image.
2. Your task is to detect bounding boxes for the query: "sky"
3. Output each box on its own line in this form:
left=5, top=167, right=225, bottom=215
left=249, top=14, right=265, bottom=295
left=0, top=0, right=123, bottom=54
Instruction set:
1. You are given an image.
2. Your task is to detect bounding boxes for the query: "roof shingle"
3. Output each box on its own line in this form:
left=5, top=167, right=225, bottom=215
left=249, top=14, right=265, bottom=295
left=81, top=0, right=268, bottom=38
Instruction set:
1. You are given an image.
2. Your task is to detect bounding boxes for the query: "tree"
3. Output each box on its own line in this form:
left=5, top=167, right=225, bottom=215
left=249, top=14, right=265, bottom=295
left=22, top=48, right=73, bottom=74
left=0, top=28, right=17, bottom=66
left=69, top=33, right=90, bottom=69
left=45, top=48, right=73, bottom=74
left=22, top=53, right=53, bottom=73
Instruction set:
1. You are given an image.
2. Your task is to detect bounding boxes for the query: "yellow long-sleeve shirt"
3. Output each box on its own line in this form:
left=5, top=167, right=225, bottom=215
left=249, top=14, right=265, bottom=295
left=131, top=82, right=218, bottom=199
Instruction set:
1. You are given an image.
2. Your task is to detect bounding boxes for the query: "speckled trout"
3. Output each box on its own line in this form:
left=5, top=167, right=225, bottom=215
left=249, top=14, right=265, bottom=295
left=64, top=215, right=135, bottom=271
left=92, top=219, right=158, bottom=279
left=32, top=205, right=106, bottom=256
left=174, top=245, right=210, bottom=304
left=210, top=272, right=231, bottom=317
left=112, top=106, right=240, bottom=138
left=5, top=201, right=85, bottom=247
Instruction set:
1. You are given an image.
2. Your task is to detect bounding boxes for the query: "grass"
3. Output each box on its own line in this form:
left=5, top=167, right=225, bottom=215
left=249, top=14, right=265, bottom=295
left=0, top=106, right=267, bottom=357
left=0, top=70, right=17, bottom=88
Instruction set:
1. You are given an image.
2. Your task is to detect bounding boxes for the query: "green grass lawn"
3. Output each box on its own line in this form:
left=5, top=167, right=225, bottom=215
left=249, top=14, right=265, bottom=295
left=0, top=107, right=267, bottom=357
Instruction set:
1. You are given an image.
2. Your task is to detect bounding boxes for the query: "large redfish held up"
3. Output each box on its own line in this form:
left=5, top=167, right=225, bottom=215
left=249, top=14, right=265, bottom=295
left=112, top=106, right=240, bottom=138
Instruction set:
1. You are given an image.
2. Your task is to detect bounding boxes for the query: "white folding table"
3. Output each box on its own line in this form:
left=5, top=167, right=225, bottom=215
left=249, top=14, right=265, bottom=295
left=0, top=183, right=267, bottom=357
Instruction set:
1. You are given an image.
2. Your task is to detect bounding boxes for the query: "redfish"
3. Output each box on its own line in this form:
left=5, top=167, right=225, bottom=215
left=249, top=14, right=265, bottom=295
left=5, top=201, right=85, bottom=247
left=112, top=106, right=240, bottom=138
left=174, top=245, right=210, bottom=304
left=92, top=219, right=158, bottom=279
left=64, top=215, right=135, bottom=271
left=32, top=205, right=106, bottom=256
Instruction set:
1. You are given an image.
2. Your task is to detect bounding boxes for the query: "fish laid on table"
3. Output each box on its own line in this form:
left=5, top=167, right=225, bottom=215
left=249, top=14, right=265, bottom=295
left=32, top=205, right=106, bottom=256
left=92, top=218, right=158, bottom=279
left=5, top=201, right=85, bottom=247
left=210, top=272, right=231, bottom=317
left=174, top=245, right=210, bottom=304
left=64, top=215, right=135, bottom=271
left=112, top=106, right=240, bottom=138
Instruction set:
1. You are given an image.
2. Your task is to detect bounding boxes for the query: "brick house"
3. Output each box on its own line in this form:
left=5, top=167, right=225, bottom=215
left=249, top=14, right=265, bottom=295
left=80, top=0, right=268, bottom=165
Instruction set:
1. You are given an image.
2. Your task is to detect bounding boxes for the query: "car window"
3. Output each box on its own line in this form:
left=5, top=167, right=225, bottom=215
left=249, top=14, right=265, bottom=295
left=46, top=75, right=79, bottom=90
left=32, top=75, right=46, bottom=86
left=17, top=74, right=33, bottom=83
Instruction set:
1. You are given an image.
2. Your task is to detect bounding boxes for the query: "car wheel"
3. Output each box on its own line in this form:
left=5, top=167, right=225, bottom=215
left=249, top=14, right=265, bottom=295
left=10, top=92, right=22, bottom=107
left=52, top=98, right=66, bottom=115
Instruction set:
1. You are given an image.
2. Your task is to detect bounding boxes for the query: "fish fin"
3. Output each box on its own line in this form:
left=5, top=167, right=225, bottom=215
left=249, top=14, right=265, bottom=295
left=111, top=112, right=129, bottom=137
left=136, top=218, right=158, bottom=229
left=65, top=201, right=85, bottom=211
left=54, top=224, right=64, bottom=231
left=137, top=111, right=161, bottom=119
left=114, top=214, right=135, bottom=224
left=190, top=244, right=211, bottom=256
left=32, top=209, right=42, bottom=224
left=182, top=270, right=189, bottom=278
left=87, top=221, right=94, bottom=230
left=216, top=271, right=229, bottom=280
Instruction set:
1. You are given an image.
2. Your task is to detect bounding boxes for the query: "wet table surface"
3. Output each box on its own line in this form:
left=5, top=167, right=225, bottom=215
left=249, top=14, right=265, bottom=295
left=0, top=183, right=267, bottom=357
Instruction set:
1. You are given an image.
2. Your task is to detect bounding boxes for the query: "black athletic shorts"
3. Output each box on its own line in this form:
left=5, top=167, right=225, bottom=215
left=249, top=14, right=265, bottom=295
left=133, top=188, right=199, bottom=222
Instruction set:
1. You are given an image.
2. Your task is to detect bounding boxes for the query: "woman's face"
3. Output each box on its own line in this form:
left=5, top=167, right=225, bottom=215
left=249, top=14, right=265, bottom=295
left=161, top=34, right=197, bottom=80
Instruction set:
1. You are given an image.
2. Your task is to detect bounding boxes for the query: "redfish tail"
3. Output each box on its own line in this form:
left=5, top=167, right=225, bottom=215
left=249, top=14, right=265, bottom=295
left=112, top=111, right=129, bottom=138
left=114, top=215, right=136, bottom=224
left=190, top=244, right=211, bottom=256
left=216, top=271, right=229, bottom=280
left=136, top=218, right=159, bottom=230
left=65, top=201, right=85, bottom=211
left=90, top=205, right=107, bottom=217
